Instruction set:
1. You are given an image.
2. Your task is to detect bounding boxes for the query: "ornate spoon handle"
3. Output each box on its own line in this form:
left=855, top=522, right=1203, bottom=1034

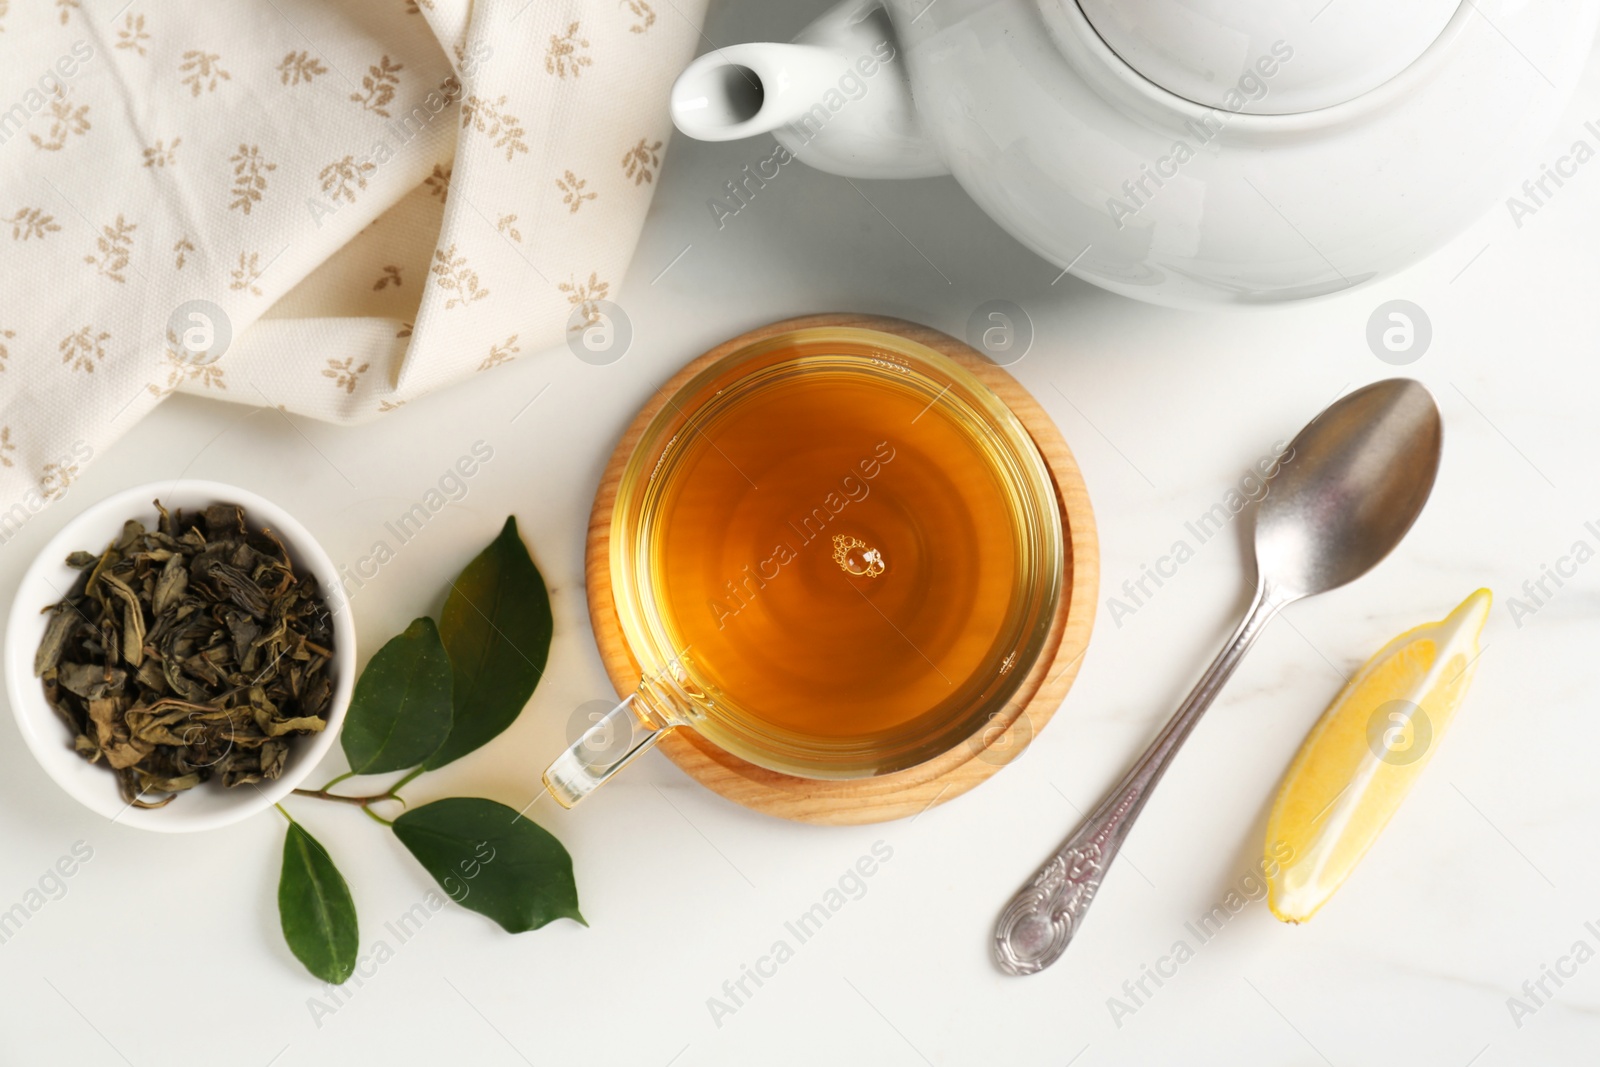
left=994, top=583, right=1289, bottom=975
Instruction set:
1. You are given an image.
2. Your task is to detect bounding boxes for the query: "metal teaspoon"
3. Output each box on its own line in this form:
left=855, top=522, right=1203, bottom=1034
left=994, top=378, right=1443, bottom=975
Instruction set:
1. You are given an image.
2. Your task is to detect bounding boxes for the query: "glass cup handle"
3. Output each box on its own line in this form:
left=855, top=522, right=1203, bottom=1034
left=543, top=694, right=673, bottom=808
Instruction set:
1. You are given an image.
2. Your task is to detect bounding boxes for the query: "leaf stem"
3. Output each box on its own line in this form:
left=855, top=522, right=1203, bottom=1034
left=361, top=806, right=394, bottom=827
left=320, top=770, right=357, bottom=791
left=291, top=786, right=408, bottom=811
left=390, top=766, right=425, bottom=797
left=274, top=802, right=295, bottom=824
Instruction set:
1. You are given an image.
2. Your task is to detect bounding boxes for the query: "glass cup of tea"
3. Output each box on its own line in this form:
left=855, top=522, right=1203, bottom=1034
left=543, top=326, right=1064, bottom=806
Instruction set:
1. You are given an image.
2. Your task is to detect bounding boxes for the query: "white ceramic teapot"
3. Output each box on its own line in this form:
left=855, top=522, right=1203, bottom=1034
left=671, top=0, right=1599, bottom=307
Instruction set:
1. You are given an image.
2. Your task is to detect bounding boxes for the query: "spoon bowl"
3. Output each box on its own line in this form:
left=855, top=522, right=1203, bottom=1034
left=1256, top=379, right=1443, bottom=601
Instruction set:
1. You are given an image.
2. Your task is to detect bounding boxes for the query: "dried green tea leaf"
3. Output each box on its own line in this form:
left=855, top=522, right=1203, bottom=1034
left=279, top=821, right=359, bottom=983
left=98, top=573, right=145, bottom=667
left=393, top=798, right=583, bottom=933
left=341, top=617, right=453, bottom=775
left=34, top=500, right=335, bottom=807
left=424, top=518, right=551, bottom=770
left=151, top=555, right=187, bottom=617
left=33, top=603, right=79, bottom=676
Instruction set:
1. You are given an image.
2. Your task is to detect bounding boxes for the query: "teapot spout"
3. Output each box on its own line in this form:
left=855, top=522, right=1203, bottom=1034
left=669, top=2, right=946, bottom=180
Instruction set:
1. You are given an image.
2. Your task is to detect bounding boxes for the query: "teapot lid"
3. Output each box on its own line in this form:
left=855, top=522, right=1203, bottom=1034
left=1075, top=0, right=1460, bottom=114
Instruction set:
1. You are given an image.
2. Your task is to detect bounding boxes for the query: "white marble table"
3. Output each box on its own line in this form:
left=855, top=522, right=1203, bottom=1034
left=4, top=3, right=1600, bottom=1064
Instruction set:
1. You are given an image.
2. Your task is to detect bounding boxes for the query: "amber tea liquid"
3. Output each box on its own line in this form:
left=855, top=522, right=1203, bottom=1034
left=646, top=352, right=1037, bottom=753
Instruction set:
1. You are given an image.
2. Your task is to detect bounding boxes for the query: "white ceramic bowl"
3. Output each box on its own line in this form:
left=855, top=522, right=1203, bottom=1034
left=5, top=481, right=354, bottom=832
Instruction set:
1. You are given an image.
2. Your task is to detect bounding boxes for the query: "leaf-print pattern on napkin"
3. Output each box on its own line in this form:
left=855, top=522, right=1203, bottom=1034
left=180, top=51, right=231, bottom=96
left=143, top=138, right=180, bottom=168
left=230, top=251, right=265, bottom=295
left=556, top=171, right=595, bottom=213
left=115, top=14, right=149, bottom=56
left=424, top=164, right=451, bottom=201
left=319, top=155, right=377, bottom=205
left=546, top=22, right=592, bottom=78
left=478, top=334, right=519, bottom=371
left=559, top=272, right=608, bottom=327
left=10, top=208, right=59, bottom=241
left=621, top=138, right=662, bottom=185
left=351, top=55, right=403, bottom=116
left=31, top=88, right=89, bottom=151
left=59, top=326, right=109, bottom=373
left=278, top=51, right=328, bottom=86
left=322, top=356, right=369, bottom=394
left=623, top=0, right=655, bottom=34
left=432, top=244, right=489, bottom=309
left=461, top=96, right=528, bottom=162
left=84, top=216, right=135, bottom=282
left=40, top=458, right=78, bottom=500
left=229, top=145, right=276, bottom=214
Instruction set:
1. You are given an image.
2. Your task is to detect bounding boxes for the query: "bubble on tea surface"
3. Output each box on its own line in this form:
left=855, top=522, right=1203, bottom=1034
left=833, top=534, right=885, bottom=578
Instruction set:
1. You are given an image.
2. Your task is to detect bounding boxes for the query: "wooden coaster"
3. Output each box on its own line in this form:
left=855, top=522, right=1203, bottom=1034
left=586, top=314, right=1097, bottom=824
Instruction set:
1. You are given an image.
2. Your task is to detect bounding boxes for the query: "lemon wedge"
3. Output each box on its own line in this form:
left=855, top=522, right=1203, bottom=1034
left=1265, top=588, right=1491, bottom=923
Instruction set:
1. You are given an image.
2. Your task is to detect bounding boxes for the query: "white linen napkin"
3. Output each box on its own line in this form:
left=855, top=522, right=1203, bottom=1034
left=0, top=0, right=704, bottom=526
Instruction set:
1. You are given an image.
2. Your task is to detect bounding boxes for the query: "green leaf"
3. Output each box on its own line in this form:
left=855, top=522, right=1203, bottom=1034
left=424, top=517, right=552, bottom=769
left=341, top=617, right=454, bottom=775
left=392, top=797, right=584, bottom=933
left=278, top=822, right=359, bottom=983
